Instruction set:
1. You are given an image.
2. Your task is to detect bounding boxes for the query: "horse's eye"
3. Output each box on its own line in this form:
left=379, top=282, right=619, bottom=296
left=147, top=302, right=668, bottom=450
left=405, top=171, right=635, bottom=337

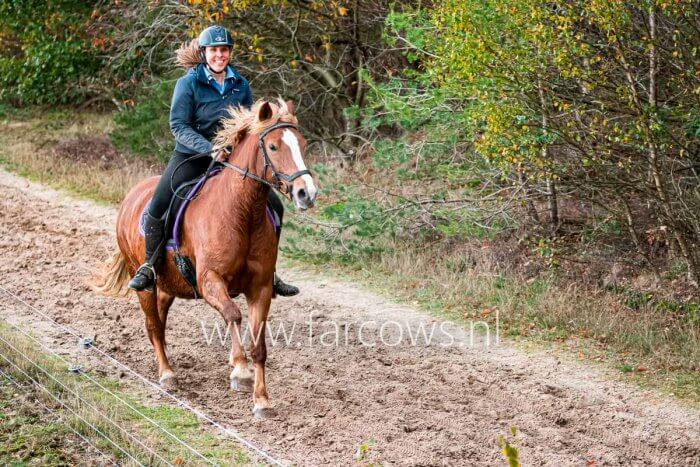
left=269, top=143, right=277, bottom=151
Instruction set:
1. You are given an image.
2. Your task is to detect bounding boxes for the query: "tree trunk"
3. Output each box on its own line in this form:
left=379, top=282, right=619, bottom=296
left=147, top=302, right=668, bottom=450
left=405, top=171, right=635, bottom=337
left=546, top=176, right=558, bottom=237
left=518, top=170, right=542, bottom=227
left=645, top=6, right=699, bottom=284
left=537, top=82, right=558, bottom=236
left=621, top=197, right=661, bottom=281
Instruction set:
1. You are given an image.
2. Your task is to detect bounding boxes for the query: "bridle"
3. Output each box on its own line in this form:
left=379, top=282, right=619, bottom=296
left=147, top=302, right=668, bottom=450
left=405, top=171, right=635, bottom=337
left=218, top=122, right=312, bottom=198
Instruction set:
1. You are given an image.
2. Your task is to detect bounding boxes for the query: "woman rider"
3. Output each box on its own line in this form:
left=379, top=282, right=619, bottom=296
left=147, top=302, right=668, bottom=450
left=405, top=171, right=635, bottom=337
left=127, top=25, right=299, bottom=297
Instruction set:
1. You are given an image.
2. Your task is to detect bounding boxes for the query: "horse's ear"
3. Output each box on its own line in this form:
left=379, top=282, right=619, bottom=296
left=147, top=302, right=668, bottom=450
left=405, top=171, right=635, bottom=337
left=286, top=100, right=295, bottom=115
left=233, top=127, right=247, bottom=147
left=258, top=101, right=273, bottom=121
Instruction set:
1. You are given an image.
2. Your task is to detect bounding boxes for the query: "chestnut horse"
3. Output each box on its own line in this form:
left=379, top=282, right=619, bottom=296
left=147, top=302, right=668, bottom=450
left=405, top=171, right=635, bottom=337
left=93, top=99, right=317, bottom=417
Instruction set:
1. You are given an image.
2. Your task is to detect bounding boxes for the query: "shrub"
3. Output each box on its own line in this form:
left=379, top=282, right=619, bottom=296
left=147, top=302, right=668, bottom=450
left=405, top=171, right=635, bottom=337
left=0, top=1, right=104, bottom=105
left=110, top=79, right=174, bottom=163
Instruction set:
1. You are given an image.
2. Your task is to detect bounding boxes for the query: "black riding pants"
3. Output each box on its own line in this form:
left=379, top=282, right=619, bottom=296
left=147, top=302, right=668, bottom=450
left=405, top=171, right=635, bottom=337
left=148, top=151, right=285, bottom=233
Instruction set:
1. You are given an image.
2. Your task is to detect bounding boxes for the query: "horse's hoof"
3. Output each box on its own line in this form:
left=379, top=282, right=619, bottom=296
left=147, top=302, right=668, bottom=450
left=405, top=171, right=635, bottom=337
left=252, top=406, right=276, bottom=420
left=230, top=377, right=253, bottom=393
left=159, top=373, right=176, bottom=390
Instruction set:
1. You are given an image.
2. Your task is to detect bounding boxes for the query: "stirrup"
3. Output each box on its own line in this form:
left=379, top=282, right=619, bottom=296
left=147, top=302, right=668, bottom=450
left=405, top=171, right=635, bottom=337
left=128, top=263, right=157, bottom=291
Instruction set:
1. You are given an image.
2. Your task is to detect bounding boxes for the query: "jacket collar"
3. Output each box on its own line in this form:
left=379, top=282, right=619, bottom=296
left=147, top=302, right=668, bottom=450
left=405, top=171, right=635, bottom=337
left=195, top=63, right=240, bottom=85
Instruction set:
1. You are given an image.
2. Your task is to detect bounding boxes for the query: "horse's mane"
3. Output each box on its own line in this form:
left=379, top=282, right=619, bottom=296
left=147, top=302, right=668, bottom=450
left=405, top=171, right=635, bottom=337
left=175, top=39, right=202, bottom=69
left=214, top=99, right=298, bottom=151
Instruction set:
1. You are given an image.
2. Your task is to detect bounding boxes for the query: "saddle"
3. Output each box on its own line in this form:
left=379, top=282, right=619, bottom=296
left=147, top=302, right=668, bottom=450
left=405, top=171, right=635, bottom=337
left=139, top=165, right=280, bottom=297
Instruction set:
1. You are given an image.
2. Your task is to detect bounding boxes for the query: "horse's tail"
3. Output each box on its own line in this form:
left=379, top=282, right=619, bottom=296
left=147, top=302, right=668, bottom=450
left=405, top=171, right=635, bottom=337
left=89, top=247, right=132, bottom=297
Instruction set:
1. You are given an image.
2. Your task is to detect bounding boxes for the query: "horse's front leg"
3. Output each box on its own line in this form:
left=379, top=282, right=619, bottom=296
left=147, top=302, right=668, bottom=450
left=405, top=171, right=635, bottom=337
left=246, top=283, right=274, bottom=418
left=199, top=270, right=252, bottom=391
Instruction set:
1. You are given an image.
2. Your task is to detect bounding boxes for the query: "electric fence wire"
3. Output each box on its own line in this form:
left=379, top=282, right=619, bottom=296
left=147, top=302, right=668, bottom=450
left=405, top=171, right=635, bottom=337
left=0, top=313, right=215, bottom=466
left=0, top=366, right=119, bottom=467
left=0, top=348, right=145, bottom=466
left=0, top=284, right=287, bottom=467
left=0, top=332, right=172, bottom=466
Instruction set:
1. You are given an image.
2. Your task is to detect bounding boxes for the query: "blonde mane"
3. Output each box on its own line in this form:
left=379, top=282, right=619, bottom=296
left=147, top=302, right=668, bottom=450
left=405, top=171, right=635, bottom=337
left=213, top=99, right=298, bottom=151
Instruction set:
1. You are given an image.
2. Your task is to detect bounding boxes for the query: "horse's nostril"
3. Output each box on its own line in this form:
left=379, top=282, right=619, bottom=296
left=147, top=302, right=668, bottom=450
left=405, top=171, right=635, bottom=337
left=298, top=188, right=307, bottom=199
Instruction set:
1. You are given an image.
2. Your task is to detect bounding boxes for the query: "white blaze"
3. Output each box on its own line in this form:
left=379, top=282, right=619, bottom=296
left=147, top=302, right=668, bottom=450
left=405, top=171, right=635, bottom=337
left=282, top=129, right=317, bottom=201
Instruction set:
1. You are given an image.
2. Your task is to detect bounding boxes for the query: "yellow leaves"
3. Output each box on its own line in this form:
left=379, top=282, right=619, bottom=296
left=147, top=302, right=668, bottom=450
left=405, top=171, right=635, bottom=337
left=338, top=6, right=348, bottom=16
left=250, top=34, right=264, bottom=46
left=499, top=428, right=520, bottom=467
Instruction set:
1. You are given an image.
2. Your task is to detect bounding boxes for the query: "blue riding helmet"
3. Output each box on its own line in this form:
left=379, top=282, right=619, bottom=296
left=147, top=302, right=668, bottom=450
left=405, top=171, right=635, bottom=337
left=198, top=25, right=234, bottom=47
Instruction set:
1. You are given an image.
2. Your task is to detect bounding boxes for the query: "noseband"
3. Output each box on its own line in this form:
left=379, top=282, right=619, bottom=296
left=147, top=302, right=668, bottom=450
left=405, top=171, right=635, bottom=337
left=218, top=122, right=311, bottom=198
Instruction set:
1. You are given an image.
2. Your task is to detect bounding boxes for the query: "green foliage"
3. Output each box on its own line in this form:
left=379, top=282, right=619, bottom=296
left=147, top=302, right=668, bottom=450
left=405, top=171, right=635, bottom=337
left=287, top=188, right=396, bottom=262
left=498, top=427, right=521, bottom=467
left=0, top=1, right=104, bottom=105
left=372, top=0, right=700, bottom=283
left=619, top=363, right=635, bottom=373
left=110, top=79, right=174, bottom=162
left=371, top=139, right=411, bottom=170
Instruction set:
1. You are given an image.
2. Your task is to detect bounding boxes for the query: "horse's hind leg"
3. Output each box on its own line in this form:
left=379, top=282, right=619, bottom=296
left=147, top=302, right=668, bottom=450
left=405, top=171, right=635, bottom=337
left=199, top=270, right=252, bottom=391
left=156, top=289, right=175, bottom=385
left=137, top=289, right=175, bottom=388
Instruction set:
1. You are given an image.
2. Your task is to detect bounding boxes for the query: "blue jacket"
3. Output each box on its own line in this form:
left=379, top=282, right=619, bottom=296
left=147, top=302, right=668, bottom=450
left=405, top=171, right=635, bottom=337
left=169, top=63, right=253, bottom=155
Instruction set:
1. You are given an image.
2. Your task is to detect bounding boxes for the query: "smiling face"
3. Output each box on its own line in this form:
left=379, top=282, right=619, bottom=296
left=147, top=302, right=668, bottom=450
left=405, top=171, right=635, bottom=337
left=204, top=45, right=231, bottom=73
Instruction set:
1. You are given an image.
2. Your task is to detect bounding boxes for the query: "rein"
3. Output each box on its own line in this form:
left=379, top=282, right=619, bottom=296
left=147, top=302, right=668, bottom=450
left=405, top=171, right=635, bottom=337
left=169, top=122, right=311, bottom=200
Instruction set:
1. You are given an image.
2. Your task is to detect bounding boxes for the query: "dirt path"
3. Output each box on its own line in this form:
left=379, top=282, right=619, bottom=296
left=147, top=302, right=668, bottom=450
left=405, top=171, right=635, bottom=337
left=0, top=168, right=698, bottom=466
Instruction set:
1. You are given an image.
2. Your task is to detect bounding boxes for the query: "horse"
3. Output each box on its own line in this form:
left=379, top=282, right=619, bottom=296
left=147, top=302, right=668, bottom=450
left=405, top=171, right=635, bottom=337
left=93, top=99, right=317, bottom=417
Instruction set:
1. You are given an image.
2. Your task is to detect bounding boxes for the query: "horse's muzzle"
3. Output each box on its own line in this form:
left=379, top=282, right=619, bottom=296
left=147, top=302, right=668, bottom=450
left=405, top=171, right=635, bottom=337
left=292, top=182, right=317, bottom=210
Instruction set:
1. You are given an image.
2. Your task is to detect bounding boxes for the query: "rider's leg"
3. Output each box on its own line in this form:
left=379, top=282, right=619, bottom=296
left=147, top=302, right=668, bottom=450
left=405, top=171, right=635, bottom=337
left=266, top=190, right=299, bottom=297
left=128, top=152, right=211, bottom=291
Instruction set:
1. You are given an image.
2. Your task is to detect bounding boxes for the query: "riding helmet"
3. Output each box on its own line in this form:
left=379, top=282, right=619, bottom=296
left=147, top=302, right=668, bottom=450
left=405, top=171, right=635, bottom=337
left=198, top=25, right=234, bottom=48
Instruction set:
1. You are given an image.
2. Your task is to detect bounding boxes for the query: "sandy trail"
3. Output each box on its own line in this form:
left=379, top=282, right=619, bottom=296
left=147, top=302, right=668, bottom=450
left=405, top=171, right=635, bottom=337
left=0, top=168, right=698, bottom=466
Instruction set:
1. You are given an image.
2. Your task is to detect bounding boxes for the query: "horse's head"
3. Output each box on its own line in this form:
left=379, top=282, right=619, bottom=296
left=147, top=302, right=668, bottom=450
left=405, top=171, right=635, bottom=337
left=216, top=99, right=318, bottom=210
left=255, top=101, right=317, bottom=210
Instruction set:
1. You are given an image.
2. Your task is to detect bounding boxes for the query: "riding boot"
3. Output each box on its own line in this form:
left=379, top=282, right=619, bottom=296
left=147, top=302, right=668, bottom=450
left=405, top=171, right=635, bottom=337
left=268, top=192, right=298, bottom=297
left=273, top=273, right=299, bottom=297
left=128, top=212, right=167, bottom=291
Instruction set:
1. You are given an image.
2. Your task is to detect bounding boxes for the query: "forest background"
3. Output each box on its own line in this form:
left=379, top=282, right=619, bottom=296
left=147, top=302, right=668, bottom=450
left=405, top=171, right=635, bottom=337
left=1, top=0, right=698, bottom=399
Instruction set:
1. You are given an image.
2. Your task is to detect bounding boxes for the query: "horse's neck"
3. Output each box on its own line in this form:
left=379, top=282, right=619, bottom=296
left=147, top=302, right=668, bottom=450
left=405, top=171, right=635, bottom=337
left=217, top=136, right=269, bottom=228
